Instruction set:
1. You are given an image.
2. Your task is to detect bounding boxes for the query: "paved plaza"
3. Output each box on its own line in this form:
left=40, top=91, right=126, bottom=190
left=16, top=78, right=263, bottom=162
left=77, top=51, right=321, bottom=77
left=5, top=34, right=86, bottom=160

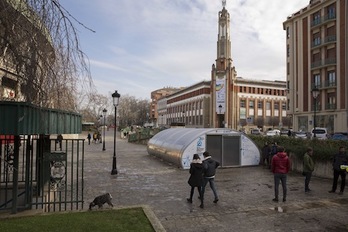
left=83, top=131, right=348, bottom=232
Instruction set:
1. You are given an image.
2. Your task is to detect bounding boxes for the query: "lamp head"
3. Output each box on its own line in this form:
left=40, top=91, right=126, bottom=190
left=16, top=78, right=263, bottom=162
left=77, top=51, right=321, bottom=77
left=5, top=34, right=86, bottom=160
left=112, top=90, right=121, bottom=107
left=311, top=87, right=319, bottom=99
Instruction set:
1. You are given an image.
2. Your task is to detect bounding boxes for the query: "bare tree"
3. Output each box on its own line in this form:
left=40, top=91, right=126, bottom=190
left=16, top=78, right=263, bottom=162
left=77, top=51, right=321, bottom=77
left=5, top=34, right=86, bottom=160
left=0, top=0, right=94, bottom=110
left=117, top=95, right=150, bottom=128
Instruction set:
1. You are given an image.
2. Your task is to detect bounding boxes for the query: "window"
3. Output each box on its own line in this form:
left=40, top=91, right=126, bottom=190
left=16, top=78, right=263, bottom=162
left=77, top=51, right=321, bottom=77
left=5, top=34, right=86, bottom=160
left=287, top=45, right=290, bottom=57
left=286, top=27, right=290, bottom=39
left=274, top=102, right=279, bottom=110
left=266, top=102, right=271, bottom=110
left=249, top=100, right=254, bottom=109
left=313, top=32, right=321, bottom=46
left=312, top=11, right=321, bottom=26
left=328, top=71, right=336, bottom=86
left=240, top=99, right=246, bottom=108
left=327, top=93, right=336, bottom=110
left=327, top=4, right=336, bottom=19
left=258, top=101, right=263, bottom=109
left=313, top=74, right=321, bottom=88
left=282, top=102, right=286, bottom=110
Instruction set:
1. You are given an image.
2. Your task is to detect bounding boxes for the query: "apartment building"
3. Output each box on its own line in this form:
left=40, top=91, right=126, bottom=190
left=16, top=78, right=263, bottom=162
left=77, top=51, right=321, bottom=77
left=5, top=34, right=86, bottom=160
left=284, top=0, right=347, bottom=133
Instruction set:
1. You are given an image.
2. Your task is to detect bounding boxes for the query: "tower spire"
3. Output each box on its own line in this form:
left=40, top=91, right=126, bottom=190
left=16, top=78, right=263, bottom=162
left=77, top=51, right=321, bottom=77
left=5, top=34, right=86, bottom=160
left=222, top=0, right=226, bottom=8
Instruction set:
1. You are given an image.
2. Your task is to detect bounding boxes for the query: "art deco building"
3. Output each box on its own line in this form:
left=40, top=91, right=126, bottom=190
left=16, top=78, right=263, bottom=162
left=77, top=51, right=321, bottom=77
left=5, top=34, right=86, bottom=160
left=210, top=2, right=287, bottom=131
left=283, top=0, right=347, bottom=133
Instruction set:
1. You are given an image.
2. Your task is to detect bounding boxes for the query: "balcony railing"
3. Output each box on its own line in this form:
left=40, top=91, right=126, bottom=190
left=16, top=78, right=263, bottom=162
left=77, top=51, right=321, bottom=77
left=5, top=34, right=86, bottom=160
left=311, top=58, right=336, bottom=69
left=310, top=13, right=336, bottom=28
left=311, top=18, right=322, bottom=27
left=326, top=103, right=336, bottom=110
left=323, top=80, right=336, bottom=88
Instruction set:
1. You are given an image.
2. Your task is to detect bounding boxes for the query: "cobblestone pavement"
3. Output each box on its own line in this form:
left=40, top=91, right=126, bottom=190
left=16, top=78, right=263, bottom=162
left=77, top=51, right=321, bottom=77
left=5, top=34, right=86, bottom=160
left=83, top=131, right=348, bottom=232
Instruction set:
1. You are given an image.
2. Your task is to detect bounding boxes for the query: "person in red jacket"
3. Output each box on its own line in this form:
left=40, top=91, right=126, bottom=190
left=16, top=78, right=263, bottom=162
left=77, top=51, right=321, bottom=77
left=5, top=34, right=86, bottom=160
left=271, top=146, right=291, bottom=202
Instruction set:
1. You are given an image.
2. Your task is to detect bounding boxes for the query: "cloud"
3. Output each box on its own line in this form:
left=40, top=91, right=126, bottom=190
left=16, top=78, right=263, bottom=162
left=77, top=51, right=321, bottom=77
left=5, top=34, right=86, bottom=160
left=61, top=0, right=309, bottom=99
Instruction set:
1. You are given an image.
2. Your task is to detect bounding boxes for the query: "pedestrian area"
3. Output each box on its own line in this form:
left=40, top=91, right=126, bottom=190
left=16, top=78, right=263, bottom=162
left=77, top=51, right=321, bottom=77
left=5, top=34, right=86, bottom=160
left=83, top=131, right=348, bottom=231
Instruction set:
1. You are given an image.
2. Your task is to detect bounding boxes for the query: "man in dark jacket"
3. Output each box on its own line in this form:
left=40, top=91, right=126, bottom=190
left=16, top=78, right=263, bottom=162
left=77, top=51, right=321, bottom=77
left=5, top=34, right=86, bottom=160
left=201, top=151, right=220, bottom=204
left=329, top=147, right=348, bottom=195
left=271, top=146, right=290, bottom=202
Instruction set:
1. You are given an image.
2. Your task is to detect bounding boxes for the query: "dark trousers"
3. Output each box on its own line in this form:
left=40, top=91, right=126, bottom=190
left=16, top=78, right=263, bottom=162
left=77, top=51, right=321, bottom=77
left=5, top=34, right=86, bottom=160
left=189, top=186, right=203, bottom=204
left=274, top=173, right=287, bottom=200
left=331, top=170, right=346, bottom=192
left=304, top=172, right=312, bottom=191
left=202, top=178, right=218, bottom=200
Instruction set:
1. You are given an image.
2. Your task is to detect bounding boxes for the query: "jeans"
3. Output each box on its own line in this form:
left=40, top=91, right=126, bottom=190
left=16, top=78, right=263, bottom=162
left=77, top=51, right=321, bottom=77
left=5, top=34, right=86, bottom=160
left=331, top=170, right=346, bottom=192
left=274, top=173, right=287, bottom=200
left=202, top=177, right=218, bottom=200
left=304, top=172, right=312, bottom=191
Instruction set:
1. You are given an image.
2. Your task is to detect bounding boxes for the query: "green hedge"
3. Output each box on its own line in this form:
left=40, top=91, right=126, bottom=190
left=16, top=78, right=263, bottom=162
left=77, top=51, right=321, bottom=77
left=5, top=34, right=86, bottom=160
left=249, top=135, right=348, bottom=161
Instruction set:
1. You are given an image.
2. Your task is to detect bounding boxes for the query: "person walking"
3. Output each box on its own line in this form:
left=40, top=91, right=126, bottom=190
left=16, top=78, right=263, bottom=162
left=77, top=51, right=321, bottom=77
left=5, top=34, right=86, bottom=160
left=87, top=133, right=91, bottom=145
left=329, top=146, right=348, bottom=195
left=271, top=146, right=291, bottom=202
left=261, top=142, right=271, bottom=168
left=201, top=151, right=220, bottom=204
left=303, top=147, right=315, bottom=193
left=186, top=154, right=204, bottom=208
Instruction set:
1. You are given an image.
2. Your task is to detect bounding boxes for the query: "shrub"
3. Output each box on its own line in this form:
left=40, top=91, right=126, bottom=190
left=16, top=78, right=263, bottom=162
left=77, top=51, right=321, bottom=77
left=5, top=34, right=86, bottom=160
left=249, top=135, right=348, bottom=162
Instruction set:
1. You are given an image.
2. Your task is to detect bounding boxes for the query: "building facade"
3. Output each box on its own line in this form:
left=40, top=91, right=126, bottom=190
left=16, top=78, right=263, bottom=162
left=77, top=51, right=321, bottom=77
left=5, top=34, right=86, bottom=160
left=150, top=87, right=181, bottom=126
left=284, top=0, right=347, bottom=133
left=165, top=81, right=211, bottom=128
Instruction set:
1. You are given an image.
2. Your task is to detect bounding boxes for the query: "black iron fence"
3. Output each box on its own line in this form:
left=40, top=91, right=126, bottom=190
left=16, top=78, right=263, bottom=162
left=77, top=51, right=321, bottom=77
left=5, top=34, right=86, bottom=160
left=0, top=135, right=84, bottom=214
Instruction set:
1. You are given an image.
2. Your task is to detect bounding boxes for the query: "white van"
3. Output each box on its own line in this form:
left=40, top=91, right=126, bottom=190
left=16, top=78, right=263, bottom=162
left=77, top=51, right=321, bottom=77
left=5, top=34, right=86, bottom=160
left=311, top=127, right=328, bottom=140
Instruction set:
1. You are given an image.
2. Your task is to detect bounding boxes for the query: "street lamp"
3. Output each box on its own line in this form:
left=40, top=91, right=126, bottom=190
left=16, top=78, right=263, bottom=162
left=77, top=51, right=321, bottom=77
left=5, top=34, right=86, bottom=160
left=102, top=108, right=107, bottom=151
left=111, top=90, right=121, bottom=175
left=311, top=87, right=320, bottom=138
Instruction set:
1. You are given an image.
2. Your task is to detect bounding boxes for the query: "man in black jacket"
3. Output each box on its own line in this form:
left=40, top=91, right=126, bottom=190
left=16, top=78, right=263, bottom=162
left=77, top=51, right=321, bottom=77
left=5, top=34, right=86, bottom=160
left=201, top=151, right=220, bottom=203
left=329, top=146, right=348, bottom=195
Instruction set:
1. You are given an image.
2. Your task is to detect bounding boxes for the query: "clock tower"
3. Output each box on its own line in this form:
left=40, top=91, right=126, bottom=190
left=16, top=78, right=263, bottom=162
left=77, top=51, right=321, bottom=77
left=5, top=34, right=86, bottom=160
left=211, top=0, right=238, bottom=129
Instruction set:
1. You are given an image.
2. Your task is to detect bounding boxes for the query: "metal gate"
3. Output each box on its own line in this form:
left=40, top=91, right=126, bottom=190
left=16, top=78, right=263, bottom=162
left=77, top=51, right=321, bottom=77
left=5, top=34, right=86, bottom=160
left=206, top=134, right=241, bottom=167
left=0, top=135, right=84, bottom=214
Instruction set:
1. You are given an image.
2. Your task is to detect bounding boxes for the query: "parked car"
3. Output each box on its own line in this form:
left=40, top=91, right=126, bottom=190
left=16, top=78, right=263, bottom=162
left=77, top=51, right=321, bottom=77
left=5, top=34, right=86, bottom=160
left=280, top=129, right=292, bottom=136
left=266, top=129, right=280, bottom=136
left=311, top=127, right=328, bottom=140
left=330, top=132, right=348, bottom=141
left=294, top=131, right=308, bottom=139
left=250, top=128, right=261, bottom=135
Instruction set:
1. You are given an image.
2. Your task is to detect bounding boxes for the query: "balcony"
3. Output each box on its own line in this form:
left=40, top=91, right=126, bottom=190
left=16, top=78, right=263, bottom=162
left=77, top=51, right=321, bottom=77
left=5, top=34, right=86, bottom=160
left=325, top=103, right=336, bottom=110
left=323, top=80, right=336, bottom=88
left=311, top=35, right=336, bottom=50
left=310, top=13, right=336, bottom=28
left=311, top=58, right=336, bottom=70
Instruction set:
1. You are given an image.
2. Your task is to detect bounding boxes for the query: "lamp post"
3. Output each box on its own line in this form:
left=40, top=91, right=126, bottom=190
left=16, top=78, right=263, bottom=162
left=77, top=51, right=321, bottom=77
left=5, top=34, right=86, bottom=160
left=111, top=90, right=121, bottom=175
left=311, top=87, right=320, bottom=138
left=102, top=108, right=107, bottom=151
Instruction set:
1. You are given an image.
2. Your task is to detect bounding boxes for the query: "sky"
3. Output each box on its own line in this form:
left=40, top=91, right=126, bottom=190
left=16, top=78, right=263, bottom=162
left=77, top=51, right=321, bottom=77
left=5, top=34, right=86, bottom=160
left=58, top=0, right=309, bottom=100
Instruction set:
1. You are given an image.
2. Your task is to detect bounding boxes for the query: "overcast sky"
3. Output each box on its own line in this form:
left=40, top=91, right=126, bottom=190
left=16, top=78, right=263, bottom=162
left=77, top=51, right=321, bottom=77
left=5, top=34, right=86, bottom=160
left=59, top=0, right=309, bottom=100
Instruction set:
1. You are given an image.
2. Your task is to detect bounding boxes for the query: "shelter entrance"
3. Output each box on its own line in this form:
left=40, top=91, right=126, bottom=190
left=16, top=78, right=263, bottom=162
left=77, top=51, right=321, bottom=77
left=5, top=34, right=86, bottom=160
left=206, top=134, right=240, bottom=167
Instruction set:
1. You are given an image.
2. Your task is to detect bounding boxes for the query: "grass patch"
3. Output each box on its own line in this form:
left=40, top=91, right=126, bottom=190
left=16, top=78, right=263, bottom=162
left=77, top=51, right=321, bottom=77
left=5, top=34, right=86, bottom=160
left=0, top=207, right=155, bottom=232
